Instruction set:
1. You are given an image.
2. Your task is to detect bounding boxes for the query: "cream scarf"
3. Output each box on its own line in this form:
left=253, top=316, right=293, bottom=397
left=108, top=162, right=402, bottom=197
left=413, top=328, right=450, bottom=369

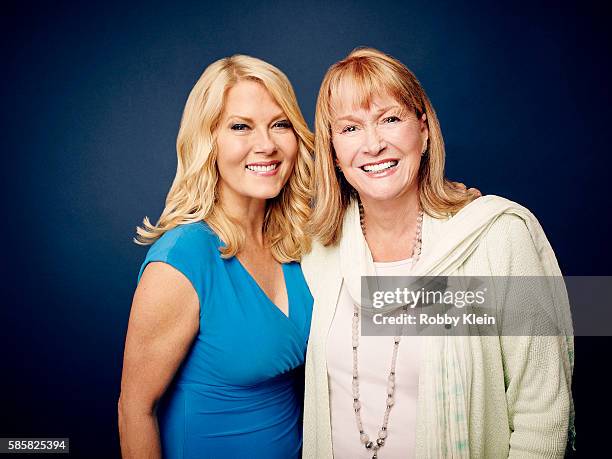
left=339, top=195, right=575, bottom=458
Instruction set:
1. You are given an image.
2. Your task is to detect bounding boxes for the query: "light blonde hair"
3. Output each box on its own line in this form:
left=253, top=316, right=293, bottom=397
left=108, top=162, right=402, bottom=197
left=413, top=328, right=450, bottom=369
left=310, top=47, right=477, bottom=246
left=136, top=55, right=313, bottom=261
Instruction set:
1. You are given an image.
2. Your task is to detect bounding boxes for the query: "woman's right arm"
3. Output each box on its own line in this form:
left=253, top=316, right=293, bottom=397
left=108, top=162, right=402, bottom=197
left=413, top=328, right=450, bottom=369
left=118, top=262, right=199, bottom=459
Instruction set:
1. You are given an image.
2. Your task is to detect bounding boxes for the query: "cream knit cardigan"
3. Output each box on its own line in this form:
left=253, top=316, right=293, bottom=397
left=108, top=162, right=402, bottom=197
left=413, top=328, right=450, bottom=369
left=301, top=196, right=574, bottom=458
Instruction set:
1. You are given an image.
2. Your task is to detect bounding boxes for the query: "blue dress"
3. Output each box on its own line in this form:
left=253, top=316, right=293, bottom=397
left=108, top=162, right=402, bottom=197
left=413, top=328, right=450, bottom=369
left=137, top=222, right=313, bottom=459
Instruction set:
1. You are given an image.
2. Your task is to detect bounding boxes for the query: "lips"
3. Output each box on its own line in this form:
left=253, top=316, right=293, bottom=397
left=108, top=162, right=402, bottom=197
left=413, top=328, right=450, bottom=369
left=359, top=159, right=398, bottom=173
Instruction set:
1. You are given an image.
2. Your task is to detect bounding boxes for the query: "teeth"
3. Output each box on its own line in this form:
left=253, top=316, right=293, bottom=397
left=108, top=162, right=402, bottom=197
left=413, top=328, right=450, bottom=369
left=362, top=160, right=397, bottom=172
left=246, top=163, right=278, bottom=172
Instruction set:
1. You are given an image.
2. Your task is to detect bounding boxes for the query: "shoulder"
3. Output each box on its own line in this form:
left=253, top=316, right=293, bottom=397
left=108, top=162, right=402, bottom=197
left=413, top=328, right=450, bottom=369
left=151, top=222, right=217, bottom=253
left=454, top=194, right=533, bottom=221
left=440, top=194, right=537, bottom=245
left=138, top=222, right=219, bottom=289
left=144, top=222, right=218, bottom=264
left=425, top=195, right=529, bottom=244
left=482, top=208, right=532, bottom=242
left=302, top=239, right=338, bottom=269
left=301, top=239, right=340, bottom=291
left=436, top=194, right=553, bottom=276
left=477, top=196, right=540, bottom=249
left=481, top=207, right=546, bottom=276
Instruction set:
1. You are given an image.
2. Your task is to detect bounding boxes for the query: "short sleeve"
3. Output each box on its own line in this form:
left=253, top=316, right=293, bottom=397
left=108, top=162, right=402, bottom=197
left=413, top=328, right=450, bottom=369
left=137, top=223, right=213, bottom=308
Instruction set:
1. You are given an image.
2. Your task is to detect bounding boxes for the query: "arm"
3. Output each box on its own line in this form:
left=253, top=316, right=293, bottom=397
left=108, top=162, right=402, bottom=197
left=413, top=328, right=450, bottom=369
left=118, top=262, right=199, bottom=459
left=485, top=215, right=572, bottom=458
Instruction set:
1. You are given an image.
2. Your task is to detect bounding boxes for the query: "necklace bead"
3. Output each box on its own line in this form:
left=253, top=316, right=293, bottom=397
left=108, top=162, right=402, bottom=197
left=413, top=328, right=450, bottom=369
left=353, top=201, right=423, bottom=457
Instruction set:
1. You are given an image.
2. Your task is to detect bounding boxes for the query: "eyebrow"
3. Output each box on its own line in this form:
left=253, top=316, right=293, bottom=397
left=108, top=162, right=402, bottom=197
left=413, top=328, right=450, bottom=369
left=226, top=112, right=287, bottom=123
left=334, top=105, right=400, bottom=123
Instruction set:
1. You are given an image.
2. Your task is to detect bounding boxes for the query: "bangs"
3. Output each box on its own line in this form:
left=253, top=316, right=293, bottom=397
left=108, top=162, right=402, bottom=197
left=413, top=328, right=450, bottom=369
left=328, top=59, right=415, bottom=116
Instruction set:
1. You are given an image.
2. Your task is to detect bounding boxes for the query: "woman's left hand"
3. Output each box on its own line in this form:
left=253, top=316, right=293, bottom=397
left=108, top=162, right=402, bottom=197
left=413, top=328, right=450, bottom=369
left=451, top=181, right=481, bottom=197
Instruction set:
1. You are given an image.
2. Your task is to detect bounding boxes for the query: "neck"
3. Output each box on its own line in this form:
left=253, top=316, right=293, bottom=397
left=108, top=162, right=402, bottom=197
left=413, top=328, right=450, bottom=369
left=358, top=184, right=421, bottom=262
left=359, top=185, right=420, bottom=238
left=218, top=188, right=267, bottom=248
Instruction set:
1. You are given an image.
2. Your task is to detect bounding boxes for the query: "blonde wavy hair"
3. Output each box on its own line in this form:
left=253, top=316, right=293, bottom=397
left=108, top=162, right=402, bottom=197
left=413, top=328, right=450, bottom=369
left=136, top=55, right=313, bottom=261
left=310, top=47, right=477, bottom=246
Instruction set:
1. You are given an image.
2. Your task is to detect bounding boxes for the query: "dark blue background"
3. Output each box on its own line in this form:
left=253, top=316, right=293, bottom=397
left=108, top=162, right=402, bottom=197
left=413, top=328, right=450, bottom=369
left=1, top=1, right=609, bottom=457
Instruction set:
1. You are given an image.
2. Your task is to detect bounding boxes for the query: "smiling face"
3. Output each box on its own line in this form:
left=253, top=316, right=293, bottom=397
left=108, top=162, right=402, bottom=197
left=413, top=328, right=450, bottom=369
left=215, top=80, right=298, bottom=207
left=331, top=85, right=428, bottom=205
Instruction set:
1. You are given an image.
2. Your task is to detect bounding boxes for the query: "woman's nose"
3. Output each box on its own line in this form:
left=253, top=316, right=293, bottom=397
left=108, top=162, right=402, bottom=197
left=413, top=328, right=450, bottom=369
left=253, top=128, right=277, bottom=155
left=362, top=126, right=385, bottom=155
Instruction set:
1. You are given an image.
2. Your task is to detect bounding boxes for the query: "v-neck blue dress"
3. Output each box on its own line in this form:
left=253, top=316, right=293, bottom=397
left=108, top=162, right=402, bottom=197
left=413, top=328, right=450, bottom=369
left=137, top=222, right=313, bottom=459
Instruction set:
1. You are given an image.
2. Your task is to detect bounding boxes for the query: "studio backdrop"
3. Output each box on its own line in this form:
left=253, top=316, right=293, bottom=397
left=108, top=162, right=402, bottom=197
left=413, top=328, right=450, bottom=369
left=1, top=1, right=610, bottom=457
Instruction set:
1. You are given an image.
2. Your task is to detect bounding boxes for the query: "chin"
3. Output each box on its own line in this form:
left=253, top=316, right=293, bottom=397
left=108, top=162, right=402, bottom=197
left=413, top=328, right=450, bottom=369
left=355, top=186, right=404, bottom=203
left=248, top=187, right=284, bottom=200
left=361, top=194, right=399, bottom=203
left=354, top=180, right=416, bottom=204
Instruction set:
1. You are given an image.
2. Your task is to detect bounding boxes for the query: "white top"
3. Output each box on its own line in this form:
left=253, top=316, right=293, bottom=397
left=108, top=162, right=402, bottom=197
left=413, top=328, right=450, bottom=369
left=327, top=257, right=422, bottom=459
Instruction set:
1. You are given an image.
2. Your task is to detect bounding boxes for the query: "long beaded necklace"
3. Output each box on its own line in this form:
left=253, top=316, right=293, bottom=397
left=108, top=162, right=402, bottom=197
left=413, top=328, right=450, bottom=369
left=353, top=201, right=423, bottom=459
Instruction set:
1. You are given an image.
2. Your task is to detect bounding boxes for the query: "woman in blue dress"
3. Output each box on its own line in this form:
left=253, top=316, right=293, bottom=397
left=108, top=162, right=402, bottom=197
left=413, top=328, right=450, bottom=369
left=118, top=55, right=314, bottom=459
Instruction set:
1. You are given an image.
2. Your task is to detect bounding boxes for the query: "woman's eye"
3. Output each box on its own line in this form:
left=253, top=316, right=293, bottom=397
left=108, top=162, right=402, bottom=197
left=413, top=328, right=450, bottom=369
left=231, top=123, right=249, bottom=131
left=383, top=116, right=401, bottom=124
left=342, top=125, right=358, bottom=133
left=273, top=120, right=292, bottom=129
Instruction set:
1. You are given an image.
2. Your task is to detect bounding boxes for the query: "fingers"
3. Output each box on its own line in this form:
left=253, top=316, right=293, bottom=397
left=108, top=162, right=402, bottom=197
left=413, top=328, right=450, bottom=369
left=449, top=181, right=481, bottom=197
left=468, top=187, right=482, bottom=197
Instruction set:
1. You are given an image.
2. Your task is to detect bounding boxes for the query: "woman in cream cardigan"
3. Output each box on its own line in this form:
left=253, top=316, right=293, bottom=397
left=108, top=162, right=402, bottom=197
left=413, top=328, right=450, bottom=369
left=302, top=47, right=575, bottom=458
